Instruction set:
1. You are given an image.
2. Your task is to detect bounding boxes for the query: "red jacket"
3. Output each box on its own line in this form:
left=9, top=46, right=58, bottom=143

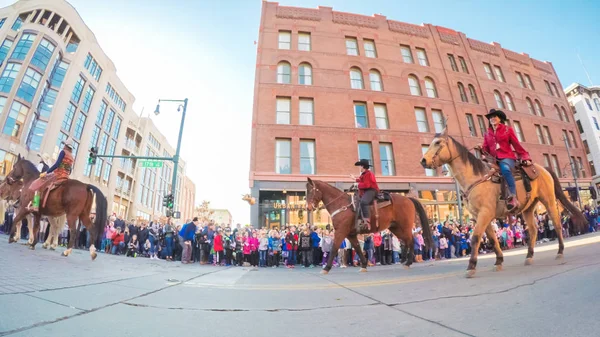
left=213, top=234, right=223, bottom=252
left=356, top=169, right=380, bottom=196
left=111, top=232, right=124, bottom=245
left=482, top=123, right=530, bottom=161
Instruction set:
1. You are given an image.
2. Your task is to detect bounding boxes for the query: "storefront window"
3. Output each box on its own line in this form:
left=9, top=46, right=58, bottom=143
left=0, top=150, right=16, bottom=177
left=418, top=189, right=470, bottom=225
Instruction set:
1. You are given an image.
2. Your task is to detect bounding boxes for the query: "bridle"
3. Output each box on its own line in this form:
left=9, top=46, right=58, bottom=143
left=429, top=135, right=462, bottom=169
left=307, top=185, right=353, bottom=219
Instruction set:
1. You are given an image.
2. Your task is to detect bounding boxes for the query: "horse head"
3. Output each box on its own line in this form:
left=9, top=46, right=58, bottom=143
left=305, top=177, right=323, bottom=212
left=420, top=125, right=454, bottom=169
left=0, top=178, right=22, bottom=201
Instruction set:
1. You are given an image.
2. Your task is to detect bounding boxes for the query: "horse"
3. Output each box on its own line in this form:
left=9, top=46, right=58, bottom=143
left=0, top=179, right=66, bottom=250
left=420, top=126, right=587, bottom=277
left=306, top=178, right=433, bottom=274
left=2, top=155, right=107, bottom=260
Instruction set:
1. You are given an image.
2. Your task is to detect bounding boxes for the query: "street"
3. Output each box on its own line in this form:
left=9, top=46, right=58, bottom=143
left=0, top=233, right=599, bottom=337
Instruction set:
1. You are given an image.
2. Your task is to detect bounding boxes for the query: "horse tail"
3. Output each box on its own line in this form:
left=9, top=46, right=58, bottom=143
left=409, top=197, right=433, bottom=250
left=87, top=184, right=107, bottom=246
left=547, top=169, right=588, bottom=233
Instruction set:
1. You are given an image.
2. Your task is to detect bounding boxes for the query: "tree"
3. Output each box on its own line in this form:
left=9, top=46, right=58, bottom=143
left=194, top=200, right=214, bottom=223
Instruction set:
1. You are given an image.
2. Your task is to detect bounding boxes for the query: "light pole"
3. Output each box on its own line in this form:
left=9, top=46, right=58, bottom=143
left=562, top=135, right=583, bottom=210
left=442, top=165, right=463, bottom=225
left=154, top=98, right=188, bottom=215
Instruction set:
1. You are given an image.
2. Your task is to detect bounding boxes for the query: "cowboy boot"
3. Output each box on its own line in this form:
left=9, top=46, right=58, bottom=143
left=507, top=195, right=520, bottom=211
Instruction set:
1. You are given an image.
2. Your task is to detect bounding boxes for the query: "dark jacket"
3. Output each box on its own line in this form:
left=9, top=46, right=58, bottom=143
left=137, top=227, right=149, bottom=244
left=299, top=233, right=312, bottom=251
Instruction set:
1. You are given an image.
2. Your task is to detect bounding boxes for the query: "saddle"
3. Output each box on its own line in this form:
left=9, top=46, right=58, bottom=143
left=354, top=191, right=393, bottom=232
left=29, top=175, right=67, bottom=209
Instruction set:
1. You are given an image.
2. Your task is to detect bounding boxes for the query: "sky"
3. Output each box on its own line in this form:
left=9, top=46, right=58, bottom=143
left=3, top=0, right=599, bottom=225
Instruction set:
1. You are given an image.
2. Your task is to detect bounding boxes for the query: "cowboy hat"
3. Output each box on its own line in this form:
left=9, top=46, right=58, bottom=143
left=62, top=138, right=75, bottom=149
left=354, top=159, right=371, bottom=168
left=37, top=153, right=51, bottom=164
left=485, top=109, right=507, bottom=122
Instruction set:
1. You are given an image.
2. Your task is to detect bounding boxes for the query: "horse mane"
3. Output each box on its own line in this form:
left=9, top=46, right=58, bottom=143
left=448, top=136, right=488, bottom=176
left=314, top=180, right=345, bottom=195
left=20, top=159, right=39, bottom=174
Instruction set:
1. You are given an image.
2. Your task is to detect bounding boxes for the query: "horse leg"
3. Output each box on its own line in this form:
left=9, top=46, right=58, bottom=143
left=63, top=214, right=78, bottom=257
left=539, top=196, right=565, bottom=261
left=48, top=216, right=62, bottom=250
left=29, top=213, right=41, bottom=250
left=27, top=214, right=35, bottom=247
left=485, top=224, right=504, bottom=271
left=347, top=235, right=368, bottom=272
left=10, top=209, right=27, bottom=243
left=80, top=214, right=97, bottom=261
left=466, top=210, right=494, bottom=278
left=321, top=230, right=347, bottom=274
left=522, top=208, right=538, bottom=265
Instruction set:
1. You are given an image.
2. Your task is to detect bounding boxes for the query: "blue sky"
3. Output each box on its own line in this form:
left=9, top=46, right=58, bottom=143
left=2, top=0, right=599, bottom=224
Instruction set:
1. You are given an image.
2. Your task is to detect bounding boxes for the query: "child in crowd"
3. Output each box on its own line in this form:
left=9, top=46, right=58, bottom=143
left=259, top=232, right=269, bottom=267
left=143, top=239, right=151, bottom=257
left=321, top=230, right=332, bottom=266
left=269, top=230, right=282, bottom=267
left=392, top=234, right=401, bottom=264
left=242, top=232, right=251, bottom=266
left=126, top=234, right=138, bottom=257
left=439, top=235, right=448, bottom=259
left=250, top=231, right=259, bottom=267
left=235, top=233, right=244, bottom=266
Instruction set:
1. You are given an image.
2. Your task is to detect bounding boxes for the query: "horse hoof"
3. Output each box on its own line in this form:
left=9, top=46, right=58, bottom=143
left=465, top=269, right=476, bottom=278
left=555, top=254, right=564, bottom=260
left=49, top=247, right=56, bottom=251
left=524, top=258, right=533, bottom=266
left=493, top=265, right=503, bottom=272
left=359, top=268, right=367, bottom=273
left=42, top=244, right=48, bottom=249
left=403, top=265, right=410, bottom=270
left=8, top=238, right=15, bottom=244
left=29, top=245, right=35, bottom=250
left=91, top=252, right=98, bottom=261
left=62, top=252, right=69, bottom=257
left=320, top=269, right=329, bottom=275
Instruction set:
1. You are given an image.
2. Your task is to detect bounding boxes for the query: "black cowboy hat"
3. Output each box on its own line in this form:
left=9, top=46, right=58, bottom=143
left=354, top=159, right=371, bottom=168
left=485, top=109, right=507, bottom=122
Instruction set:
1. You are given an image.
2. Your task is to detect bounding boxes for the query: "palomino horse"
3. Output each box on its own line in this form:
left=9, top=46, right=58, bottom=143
left=306, top=178, right=433, bottom=273
left=2, top=156, right=107, bottom=260
left=0, top=179, right=66, bottom=249
left=420, top=127, right=586, bottom=277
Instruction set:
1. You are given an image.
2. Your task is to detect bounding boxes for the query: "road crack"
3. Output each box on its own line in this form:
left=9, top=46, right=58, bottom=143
left=121, top=301, right=381, bottom=312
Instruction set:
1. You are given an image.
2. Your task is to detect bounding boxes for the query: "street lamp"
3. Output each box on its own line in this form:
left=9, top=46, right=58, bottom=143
left=154, top=98, right=189, bottom=215
left=442, top=165, right=463, bottom=225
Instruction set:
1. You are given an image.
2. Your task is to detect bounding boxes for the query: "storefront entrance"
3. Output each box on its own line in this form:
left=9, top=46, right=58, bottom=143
left=258, top=190, right=331, bottom=229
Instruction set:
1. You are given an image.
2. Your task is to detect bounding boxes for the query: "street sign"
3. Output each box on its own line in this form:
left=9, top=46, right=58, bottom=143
left=172, top=211, right=181, bottom=219
left=138, top=160, right=163, bottom=168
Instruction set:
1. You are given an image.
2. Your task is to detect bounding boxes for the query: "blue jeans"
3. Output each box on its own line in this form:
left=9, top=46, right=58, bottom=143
left=259, top=250, right=267, bottom=266
left=499, top=158, right=517, bottom=195
left=149, top=236, right=157, bottom=254
left=393, top=251, right=399, bottom=263
left=165, top=235, right=173, bottom=257
left=111, top=242, right=125, bottom=255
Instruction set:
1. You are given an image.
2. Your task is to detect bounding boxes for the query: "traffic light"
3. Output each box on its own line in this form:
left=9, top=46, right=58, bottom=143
left=87, top=147, right=98, bottom=165
left=162, top=194, right=169, bottom=207
left=167, top=194, right=174, bottom=209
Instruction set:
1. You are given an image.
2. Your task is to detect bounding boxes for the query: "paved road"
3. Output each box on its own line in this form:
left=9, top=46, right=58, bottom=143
left=0, top=233, right=599, bottom=337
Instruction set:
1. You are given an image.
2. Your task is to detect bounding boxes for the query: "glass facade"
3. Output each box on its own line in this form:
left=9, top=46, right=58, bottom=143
left=16, top=68, right=42, bottom=102
left=71, top=76, right=85, bottom=103
left=10, top=33, right=35, bottom=60
left=61, top=103, right=76, bottom=131
left=96, top=101, right=107, bottom=125
left=275, top=139, right=291, bottom=174
left=81, top=86, right=95, bottom=113
left=50, top=60, right=68, bottom=88
left=105, top=108, right=115, bottom=131
left=259, top=191, right=331, bottom=229
left=0, top=39, right=13, bottom=64
left=38, top=88, right=57, bottom=119
left=2, top=101, right=28, bottom=137
left=73, top=112, right=86, bottom=140
left=0, top=63, right=21, bottom=93
left=30, top=39, right=55, bottom=71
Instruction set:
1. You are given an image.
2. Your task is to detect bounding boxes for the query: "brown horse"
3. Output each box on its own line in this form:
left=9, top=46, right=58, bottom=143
left=420, top=126, right=587, bottom=277
left=306, top=178, right=433, bottom=273
left=1, top=156, right=107, bottom=260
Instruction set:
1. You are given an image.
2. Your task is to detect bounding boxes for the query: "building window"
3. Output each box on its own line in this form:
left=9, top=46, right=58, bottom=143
left=493, top=65, right=505, bottom=82
left=415, top=107, right=429, bottom=132
left=458, top=56, right=469, bottom=73
left=0, top=39, right=13, bottom=64
left=526, top=98, right=534, bottom=115
left=514, top=121, right=525, bottom=142
left=569, top=131, right=578, bottom=148
left=379, top=143, right=395, bottom=176
left=0, top=62, right=21, bottom=93
left=494, top=91, right=505, bottom=109
left=466, top=84, right=479, bottom=104
left=555, top=105, right=562, bottom=121
left=27, top=119, right=47, bottom=151
left=552, top=83, right=560, bottom=97
left=400, top=45, right=413, bottom=63
left=278, top=31, right=291, bottom=50
left=73, top=112, right=86, bottom=140
left=2, top=101, right=28, bottom=137
left=105, top=109, right=115, bottom=132
left=544, top=80, right=553, bottom=96
left=422, top=145, right=436, bottom=176
left=477, top=115, right=487, bottom=135
left=50, top=60, right=68, bottom=88
left=81, top=86, right=95, bottom=113
left=298, top=32, right=311, bottom=51
left=277, top=61, right=291, bottom=84
left=112, top=117, right=121, bottom=139
left=535, top=125, right=545, bottom=144
left=504, top=93, right=514, bottom=111
left=585, top=98, right=593, bottom=110
left=300, top=140, right=316, bottom=174
left=30, top=39, right=55, bottom=71
left=417, top=77, right=435, bottom=98
left=432, top=110, right=444, bottom=133
left=276, top=97, right=291, bottom=124
left=346, top=37, right=359, bottom=56
left=516, top=72, right=525, bottom=88
left=534, top=100, right=544, bottom=116
left=94, top=158, right=103, bottom=178
left=551, top=155, right=560, bottom=176
left=590, top=161, right=596, bottom=176
left=576, top=120, right=583, bottom=134
left=16, top=68, right=41, bottom=103
left=542, top=126, right=553, bottom=145
left=583, top=140, right=590, bottom=154
left=10, top=33, right=35, bottom=60
left=483, top=63, right=495, bottom=80
left=416, top=48, right=428, bottom=66
left=594, top=98, right=600, bottom=111
left=369, top=69, right=383, bottom=91
left=374, top=103, right=388, bottom=130
left=38, top=88, right=57, bottom=119
left=358, top=142, right=373, bottom=168
left=466, top=114, right=477, bottom=136
left=299, top=98, right=314, bottom=125
left=96, top=101, right=107, bottom=125
left=62, top=103, right=76, bottom=131
left=71, top=76, right=85, bottom=103
left=524, top=74, right=534, bottom=90
left=561, top=107, right=570, bottom=122
left=562, top=130, right=571, bottom=147
left=363, top=39, right=376, bottom=58
left=298, top=63, right=312, bottom=85
left=350, top=67, right=364, bottom=89
left=408, top=75, right=421, bottom=96
left=458, top=82, right=468, bottom=102
left=445, top=54, right=458, bottom=71
left=11, top=16, right=22, bottom=31
left=578, top=157, right=585, bottom=178
left=354, top=102, right=368, bottom=128
left=543, top=154, right=551, bottom=169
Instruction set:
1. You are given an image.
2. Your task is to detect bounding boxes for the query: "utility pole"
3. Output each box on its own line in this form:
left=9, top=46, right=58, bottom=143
left=562, top=135, right=583, bottom=209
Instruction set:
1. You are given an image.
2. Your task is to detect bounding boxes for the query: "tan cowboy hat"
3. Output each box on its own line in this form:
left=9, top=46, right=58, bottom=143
left=62, top=138, right=75, bottom=149
left=37, top=153, right=51, bottom=164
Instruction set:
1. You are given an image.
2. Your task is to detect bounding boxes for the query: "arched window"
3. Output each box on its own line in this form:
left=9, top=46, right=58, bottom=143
left=555, top=105, right=562, bottom=121
left=458, top=82, right=468, bottom=102
left=534, top=99, right=544, bottom=116
left=468, top=84, right=479, bottom=104
left=408, top=75, right=421, bottom=96
left=526, top=97, right=534, bottom=114
left=561, top=106, right=570, bottom=122
left=494, top=90, right=505, bottom=109
left=424, top=77, right=437, bottom=98
left=350, top=67, right=364, bottom=89
left=298, top=63, right=312, bottom=85
left=369, top=69, right=383, bottom=91
left=277, top=61, right=291, bottom=84
left=504, top=92, right=514, bottom=111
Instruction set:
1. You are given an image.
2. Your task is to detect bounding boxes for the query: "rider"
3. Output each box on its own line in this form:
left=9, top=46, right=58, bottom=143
left=351, top=159, right=379, bottom=230
left=30, top=139, right=74, bottom=211
left=482, top=109, right=531, bottom=211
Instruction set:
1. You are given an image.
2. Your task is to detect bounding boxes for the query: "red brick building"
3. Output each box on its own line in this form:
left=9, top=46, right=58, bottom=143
left=248, top=2, right=590, bottom=228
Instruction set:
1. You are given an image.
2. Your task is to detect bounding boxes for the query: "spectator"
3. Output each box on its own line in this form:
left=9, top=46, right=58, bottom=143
left=111, top=227, right=125, bottom=255
left=179, top=218, right=198, bottom=264
left=259, top=231, right=269, bottom=267
left=127, top=234, right=139, bottom=257
left=213, top=228, right=224, bottom=266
